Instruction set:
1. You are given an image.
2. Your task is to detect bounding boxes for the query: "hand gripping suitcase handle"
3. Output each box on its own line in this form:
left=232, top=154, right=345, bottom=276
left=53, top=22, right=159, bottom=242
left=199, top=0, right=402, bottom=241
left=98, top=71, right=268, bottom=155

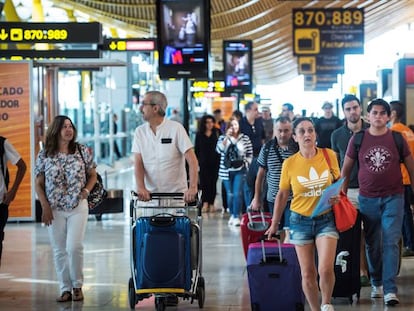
left=259, top=234, right=285, bottom=264
left=247, top=205, right=267, bottom=227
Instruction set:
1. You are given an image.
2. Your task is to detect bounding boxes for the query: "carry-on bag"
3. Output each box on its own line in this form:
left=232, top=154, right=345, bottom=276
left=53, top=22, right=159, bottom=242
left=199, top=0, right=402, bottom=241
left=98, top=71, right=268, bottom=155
left=240, top=209, right=272, bottom=259
left=332, top=211, right=361, bottom=303
left=247, top=237, right=305, bottom=311
left=134, top=214, right=192, bottom=292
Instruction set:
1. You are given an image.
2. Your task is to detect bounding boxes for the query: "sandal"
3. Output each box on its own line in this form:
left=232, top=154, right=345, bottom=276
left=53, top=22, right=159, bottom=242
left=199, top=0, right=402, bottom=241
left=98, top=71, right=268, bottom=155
left=56, top=291, right=72, bottom=302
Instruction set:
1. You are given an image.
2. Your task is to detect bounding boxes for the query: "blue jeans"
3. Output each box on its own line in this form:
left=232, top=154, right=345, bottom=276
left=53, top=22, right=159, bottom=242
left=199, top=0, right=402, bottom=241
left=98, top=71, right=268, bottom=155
left=359, top=193, right=404, bottom=295
left=402, top=185, right=414, bottom=250
left=243, top=157, right=259, bottom=211
left=223, top=169, right=245, bottom=218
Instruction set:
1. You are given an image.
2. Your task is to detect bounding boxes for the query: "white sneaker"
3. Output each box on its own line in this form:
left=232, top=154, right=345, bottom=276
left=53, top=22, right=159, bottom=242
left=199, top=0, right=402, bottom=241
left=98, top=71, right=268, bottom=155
left=321, top=304, right=334, bottom=311
left=371, top=285, right=383, bottom=298
left=228, top=216, right=234, bottom=225
left=384, top=293, right=399, bottom=306
left=232, top=217, right=241, bottom=226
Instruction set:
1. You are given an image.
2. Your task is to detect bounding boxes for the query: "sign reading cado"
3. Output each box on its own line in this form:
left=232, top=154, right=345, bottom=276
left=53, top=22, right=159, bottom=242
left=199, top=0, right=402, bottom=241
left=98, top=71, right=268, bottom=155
left=0, top=87, right=24, bottom=120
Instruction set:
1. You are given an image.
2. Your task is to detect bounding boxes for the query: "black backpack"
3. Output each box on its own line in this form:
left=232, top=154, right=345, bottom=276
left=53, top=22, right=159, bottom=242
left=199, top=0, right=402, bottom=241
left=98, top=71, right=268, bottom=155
left=224, top=141, right=244, bottom=169
left=0, top=136, right=10, bottom=189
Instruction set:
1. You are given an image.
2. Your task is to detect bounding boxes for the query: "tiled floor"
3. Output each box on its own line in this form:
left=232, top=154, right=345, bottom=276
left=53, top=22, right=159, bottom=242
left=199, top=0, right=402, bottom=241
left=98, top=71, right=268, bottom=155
left=1, top=162, right=414, bottom=310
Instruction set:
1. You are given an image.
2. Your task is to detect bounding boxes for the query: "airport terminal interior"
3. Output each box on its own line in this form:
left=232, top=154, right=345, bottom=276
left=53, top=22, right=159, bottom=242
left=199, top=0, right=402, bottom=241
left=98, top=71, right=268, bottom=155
left=1, top=160, right=414, bottom=311
left=2, top=1, right=414, bottom=311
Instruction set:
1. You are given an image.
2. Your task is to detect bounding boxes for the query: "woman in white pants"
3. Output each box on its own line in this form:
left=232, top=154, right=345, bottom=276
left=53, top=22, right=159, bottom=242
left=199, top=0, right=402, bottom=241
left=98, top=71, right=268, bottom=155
left=35, top=115, right=97, bottom=302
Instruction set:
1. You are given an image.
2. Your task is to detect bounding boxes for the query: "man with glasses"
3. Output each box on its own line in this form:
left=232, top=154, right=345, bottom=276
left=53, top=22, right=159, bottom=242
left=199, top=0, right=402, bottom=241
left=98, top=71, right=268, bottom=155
left=131, top=90, right=198, bottom=204
left=341, top=98, right=414, bottom=306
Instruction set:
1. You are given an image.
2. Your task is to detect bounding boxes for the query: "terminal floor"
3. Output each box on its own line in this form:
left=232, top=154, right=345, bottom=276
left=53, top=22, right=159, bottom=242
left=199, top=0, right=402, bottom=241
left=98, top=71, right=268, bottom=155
left=1, top=163, right=414, bottom=311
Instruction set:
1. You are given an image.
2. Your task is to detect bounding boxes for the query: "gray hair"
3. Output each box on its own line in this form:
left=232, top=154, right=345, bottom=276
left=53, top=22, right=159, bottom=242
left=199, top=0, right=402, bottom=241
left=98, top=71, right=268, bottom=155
left=145, top=90, right=168, bottom=116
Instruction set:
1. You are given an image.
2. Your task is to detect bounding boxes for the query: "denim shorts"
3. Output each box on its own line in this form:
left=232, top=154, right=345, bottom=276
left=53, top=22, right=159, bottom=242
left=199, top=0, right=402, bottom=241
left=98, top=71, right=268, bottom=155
left=289, top=211, right=339, bottom=246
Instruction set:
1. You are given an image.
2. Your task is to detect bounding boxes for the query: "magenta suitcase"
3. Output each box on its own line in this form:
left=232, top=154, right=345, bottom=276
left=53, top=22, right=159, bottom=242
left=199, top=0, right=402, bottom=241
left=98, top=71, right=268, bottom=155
left=247, top=240, right=305, bottom=311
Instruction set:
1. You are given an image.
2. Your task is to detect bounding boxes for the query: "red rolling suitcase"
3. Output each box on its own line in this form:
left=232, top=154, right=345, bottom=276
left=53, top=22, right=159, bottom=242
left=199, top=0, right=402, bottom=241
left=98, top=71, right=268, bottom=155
left=247, top=239, right=305, bottom=311
left=240, top=210, right=272, bottom=259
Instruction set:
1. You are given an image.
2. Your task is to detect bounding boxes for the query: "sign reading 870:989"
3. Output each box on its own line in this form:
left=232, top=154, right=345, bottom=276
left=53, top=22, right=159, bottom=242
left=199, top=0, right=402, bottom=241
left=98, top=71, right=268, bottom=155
left=293, top=8, right=363, bottom=27
left=21, top=29, right=68, bottom=41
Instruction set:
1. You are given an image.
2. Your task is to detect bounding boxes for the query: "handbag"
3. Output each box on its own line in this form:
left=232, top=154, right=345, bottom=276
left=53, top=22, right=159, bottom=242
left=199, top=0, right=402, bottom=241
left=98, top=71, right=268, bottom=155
left=321, top=148, right=357, bottom=232
left=332, top=191, right=358, bottom=232
left=77, top=144, right=107, bottom=210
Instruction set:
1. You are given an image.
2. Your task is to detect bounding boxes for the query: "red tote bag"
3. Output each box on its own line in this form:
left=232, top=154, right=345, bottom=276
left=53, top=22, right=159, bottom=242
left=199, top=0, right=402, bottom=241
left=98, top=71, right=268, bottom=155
left=321, top=148, right=358, bottom=232
left=333, top=191, right=358, bottom=232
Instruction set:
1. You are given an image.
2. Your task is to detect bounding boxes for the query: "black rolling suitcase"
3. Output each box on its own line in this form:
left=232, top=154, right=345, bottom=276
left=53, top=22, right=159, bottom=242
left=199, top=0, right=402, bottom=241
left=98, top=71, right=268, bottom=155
left=332, top=211, right=361, bottom=303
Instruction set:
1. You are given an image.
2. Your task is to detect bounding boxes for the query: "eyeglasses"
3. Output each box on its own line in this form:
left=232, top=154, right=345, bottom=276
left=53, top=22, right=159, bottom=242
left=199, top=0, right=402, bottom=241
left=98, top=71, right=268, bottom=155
left=141, top=101, right=155, bottom=106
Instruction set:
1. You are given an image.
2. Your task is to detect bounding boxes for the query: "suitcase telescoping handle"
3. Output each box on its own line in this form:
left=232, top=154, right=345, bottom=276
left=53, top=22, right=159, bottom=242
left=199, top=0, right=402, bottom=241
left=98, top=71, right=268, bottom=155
left=247, top=206, right=268, bottom=229
left=259, top=234, right=285, bottom=264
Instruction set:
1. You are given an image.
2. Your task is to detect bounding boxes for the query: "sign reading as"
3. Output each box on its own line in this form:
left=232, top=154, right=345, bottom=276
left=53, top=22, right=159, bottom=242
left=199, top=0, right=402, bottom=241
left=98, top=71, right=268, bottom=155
left=293, top=8, right=364, bottom=55
left=101, top=38, right=156, bottom=51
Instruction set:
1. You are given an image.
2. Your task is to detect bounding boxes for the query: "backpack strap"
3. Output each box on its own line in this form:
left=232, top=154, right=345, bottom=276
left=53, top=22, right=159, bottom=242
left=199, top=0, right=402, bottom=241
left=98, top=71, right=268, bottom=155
left=263, top=138, right=284, bottom=166
left=391, top=130, right=404, bottom=163
left=0, top=136, right=9, bottom=189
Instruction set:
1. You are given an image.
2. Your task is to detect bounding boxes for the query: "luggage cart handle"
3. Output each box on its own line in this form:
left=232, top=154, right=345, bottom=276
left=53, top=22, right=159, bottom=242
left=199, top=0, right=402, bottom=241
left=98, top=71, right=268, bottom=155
left=130, top=191, right=184, bottom=199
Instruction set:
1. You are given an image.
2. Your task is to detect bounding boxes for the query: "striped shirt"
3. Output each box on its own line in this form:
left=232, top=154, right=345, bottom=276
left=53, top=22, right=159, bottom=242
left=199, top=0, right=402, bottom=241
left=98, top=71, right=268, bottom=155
left=216, top=134, right=253, bottom=180
left=257, top=138, right=297, bottom=202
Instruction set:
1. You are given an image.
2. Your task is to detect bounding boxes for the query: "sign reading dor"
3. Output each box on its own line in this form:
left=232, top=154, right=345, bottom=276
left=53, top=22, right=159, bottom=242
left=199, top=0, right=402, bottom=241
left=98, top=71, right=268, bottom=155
left=292, top=8, right=364, bottom=56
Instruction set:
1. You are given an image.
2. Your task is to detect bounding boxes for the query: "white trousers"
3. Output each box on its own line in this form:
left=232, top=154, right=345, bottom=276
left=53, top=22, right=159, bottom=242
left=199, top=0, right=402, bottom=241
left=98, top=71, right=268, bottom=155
left=47, top=199, right=88, bottom=292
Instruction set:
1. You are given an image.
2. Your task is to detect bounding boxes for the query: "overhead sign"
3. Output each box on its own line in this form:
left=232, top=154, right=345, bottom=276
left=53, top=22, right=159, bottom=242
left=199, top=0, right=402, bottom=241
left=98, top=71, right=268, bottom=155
left=304, top=84, right=333, bottom=92
left=0, top=50, right=101, bottom=60
left=102, top=38, right=156, bottom=51
left=298, top=54, right=344, bottom=75
left=304, top=74, right=337, bottom=91
left=0, top=22, right=102, bottom=43
left=293, top=8, right=364, bottom=55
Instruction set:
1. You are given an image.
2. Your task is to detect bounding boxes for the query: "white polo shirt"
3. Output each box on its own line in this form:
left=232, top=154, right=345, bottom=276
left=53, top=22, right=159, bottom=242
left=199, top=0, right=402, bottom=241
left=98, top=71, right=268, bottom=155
left=0, top=139, right=22, bottom=203
left=131, top=118, right=193, bottom=193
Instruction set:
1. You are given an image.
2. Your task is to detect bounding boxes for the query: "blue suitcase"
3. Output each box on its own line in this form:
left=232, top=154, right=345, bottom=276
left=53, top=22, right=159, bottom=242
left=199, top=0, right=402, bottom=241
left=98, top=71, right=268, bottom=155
left=247, top=240, right=305, bottom=311
left=134, top=215, right=192, bottom=293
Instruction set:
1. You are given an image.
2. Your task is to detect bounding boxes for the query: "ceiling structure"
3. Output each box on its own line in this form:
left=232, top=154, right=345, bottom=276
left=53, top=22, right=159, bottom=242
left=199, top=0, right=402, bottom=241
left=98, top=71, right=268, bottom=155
left=46, top=0, right=414, bottom=86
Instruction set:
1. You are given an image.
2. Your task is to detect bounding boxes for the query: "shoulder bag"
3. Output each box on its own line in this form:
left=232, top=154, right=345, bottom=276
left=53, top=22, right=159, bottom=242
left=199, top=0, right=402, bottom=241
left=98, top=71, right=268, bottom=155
left=77, top=144, right=107, bottom=210
left=322, top=148, right=357, bottom=232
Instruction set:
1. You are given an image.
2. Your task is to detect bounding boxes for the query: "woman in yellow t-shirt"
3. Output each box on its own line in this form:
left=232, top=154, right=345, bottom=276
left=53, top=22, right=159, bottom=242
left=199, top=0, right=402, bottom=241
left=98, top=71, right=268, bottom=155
left=266, top=117, right=340, bottom=311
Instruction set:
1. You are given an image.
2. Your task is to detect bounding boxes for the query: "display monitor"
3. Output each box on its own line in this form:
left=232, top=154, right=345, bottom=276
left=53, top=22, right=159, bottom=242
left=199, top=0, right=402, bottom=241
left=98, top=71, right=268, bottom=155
left=223, top=40, right=253, bottom=93
left=156, top=0, right=210, bottom=79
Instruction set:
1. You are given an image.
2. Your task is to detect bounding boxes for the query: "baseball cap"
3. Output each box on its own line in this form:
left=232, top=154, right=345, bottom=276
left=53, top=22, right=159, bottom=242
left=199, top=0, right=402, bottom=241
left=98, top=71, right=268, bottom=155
left=322, top=102, right=333, bottom=109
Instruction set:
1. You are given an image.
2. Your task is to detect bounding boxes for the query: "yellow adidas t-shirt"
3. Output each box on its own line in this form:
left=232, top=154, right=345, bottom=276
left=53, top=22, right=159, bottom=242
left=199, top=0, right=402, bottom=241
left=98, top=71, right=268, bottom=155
left=279, top=148, right=340, bottom=217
